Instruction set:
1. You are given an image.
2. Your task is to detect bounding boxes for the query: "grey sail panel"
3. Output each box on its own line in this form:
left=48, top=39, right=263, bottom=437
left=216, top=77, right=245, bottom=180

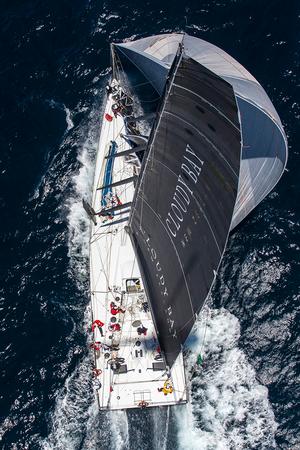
left=129, top=54, right=241, bottom=368
left=114, top=44, right=169, bottom=94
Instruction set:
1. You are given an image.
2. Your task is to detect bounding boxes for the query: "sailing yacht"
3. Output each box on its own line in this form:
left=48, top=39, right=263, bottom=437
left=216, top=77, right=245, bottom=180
left=85, top=33, right=288, bottom=410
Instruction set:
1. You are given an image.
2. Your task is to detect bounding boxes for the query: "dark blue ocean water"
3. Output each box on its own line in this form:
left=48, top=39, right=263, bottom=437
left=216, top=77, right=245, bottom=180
left=0, top=1, right=299, bottom=449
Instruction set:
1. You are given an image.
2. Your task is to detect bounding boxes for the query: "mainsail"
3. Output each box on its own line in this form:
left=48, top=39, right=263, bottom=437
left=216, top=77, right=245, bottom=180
left=128, top=46, right=242, bottom=368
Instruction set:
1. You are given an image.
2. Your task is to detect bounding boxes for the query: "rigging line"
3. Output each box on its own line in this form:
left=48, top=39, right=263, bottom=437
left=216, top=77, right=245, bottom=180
left=105, top=224, right=120, bottom=304
left=113, top=49, right=121, bottom=81
left=106, top=234, right=112, bottom=294
left=173, top=82, right=240, bottom=132
left=105, top=225, right=129, bottom=306
left=135, top=96, right=161, bottom=104
left=93, top=238, right=115, bottom=299
left=149, top=371, right=171, bottom=382
left=172, top=389, right=186, bottom=395
left=126, top=79, right=154, bottom=89
left=93, top=127, right=111, bottom=204
left=130, top=248, right=137, bottom=279
left=92, top=171, right=134, bottom=235
left=95, top=142, right=132, bottom=198
left=91, top=200, right=130, bottom=237
left=91, top=171, right=130, bottom=237
left=116, top=47, right=154, bottom=99
left=94, top=119, right=126, bottom=195
left=114, top=50, right=133, bottom=98
left=91, top=291, right=107, bottom=311
left=91, top=290, right=111, bottom=294
left=108, top=155, right=133, bottom=180
left=100, top=142, right=136, bottom=196
left=90, top=248, right=106, bottom=296
left=91, top=223, right=118, bottom=239
left=90, top=231, right=116, bottom=245
left=131, top=80, right=152, bottom=88
left=94, top=142, right=110, bottom=204
left=114, top=51, right=124, bottom=81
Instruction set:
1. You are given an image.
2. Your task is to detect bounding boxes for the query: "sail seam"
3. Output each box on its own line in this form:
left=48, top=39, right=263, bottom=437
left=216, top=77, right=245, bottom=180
left=147, top=156, right=222, bottom=256
left=165, top=110, right=239, bottom=179
left=236, top=95, right=288, bottom=166
left=128, top=44, right=242, bottom=367
left=115, top=45, right=167, bottom=94
left=173, top=82, right=240, bottom=132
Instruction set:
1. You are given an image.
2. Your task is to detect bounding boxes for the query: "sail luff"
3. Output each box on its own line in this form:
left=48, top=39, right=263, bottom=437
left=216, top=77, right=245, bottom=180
left=111, top=43, right=116, bottom=80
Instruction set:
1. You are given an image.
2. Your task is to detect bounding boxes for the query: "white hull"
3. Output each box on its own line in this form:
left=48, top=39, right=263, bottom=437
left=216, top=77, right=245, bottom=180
left=89, top=89, right=187, bottom=410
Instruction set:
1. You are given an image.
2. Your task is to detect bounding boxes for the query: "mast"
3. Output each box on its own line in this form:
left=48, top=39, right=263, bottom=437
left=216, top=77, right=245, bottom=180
left=110, top=43, right=116, bottom=80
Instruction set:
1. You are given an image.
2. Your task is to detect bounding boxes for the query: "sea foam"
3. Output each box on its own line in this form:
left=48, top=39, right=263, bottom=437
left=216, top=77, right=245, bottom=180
left=42, top=98, right=277, bottom=450
left=66, top=133, right=96, bottom=284
left=176, top=307, right=277, bottom=450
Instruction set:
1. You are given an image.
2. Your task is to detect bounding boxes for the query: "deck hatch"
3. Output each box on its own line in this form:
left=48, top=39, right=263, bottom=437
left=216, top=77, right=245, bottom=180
left=152, top=361, right=167, bottom=371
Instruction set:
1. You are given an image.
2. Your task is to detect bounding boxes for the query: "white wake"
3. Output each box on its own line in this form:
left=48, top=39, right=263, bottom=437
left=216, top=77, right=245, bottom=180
left=41, top=101, right=277, bottom=450
left=64, top=105, right=74, bottom=131
left=67, top=140, right=95, bottom=282
left=41, top=100, right=131, bottom=449
left=40, top=117, right=97, bottom=449
left=176, top=307, right=277, bottom=450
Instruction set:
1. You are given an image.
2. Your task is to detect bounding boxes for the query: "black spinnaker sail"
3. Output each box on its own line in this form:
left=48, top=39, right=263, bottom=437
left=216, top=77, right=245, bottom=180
left=128, top=46, right=241, bottom=368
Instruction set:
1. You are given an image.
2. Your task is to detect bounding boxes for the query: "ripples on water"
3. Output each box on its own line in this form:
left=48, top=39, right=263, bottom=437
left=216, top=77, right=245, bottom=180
left=0, top=1, right=299, bottom=449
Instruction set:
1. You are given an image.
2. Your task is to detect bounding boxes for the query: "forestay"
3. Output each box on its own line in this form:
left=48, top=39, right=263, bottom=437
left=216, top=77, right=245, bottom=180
left=129, top=49, right=241, bottom=368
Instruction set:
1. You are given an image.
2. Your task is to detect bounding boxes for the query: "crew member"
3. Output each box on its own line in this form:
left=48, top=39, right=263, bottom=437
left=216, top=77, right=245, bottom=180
left=110, top=302, right=125, bottom=315
left=137, top=325, right=148, bottom=336
left=91, top=319, right=104, bottom=337
left=109, top=323, right=121, bottom=332
left=158, top=380, right=173, bottom=395
left=112, top=102, right=122, bottom=117
left=92, top=367, right=102, bottom=377
left=90, top=341, right=101, bottom=351
left=115, top=195, right=122, bottom=206
left=106, top=84, right=113, bottom=95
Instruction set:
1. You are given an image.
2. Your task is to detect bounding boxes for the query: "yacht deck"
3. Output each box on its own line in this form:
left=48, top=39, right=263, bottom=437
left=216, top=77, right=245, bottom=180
left=88, top=88, right=187, bottom=410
